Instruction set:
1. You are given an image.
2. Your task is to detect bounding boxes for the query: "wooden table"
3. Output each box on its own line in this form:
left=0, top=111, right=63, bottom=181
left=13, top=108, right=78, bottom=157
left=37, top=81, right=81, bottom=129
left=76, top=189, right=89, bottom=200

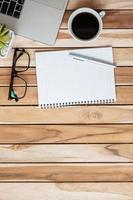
left=0, top=0, right=133, bottom=199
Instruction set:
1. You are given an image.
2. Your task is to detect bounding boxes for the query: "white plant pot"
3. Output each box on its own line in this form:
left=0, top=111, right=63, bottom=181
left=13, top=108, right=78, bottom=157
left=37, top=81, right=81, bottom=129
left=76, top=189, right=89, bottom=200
left=0, top=30, right=15, bottom=58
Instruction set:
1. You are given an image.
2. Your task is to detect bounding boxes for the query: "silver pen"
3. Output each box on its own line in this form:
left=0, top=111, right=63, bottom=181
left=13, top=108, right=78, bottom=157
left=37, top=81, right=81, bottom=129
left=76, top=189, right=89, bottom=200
left=69, top=52, right=116, bottom=69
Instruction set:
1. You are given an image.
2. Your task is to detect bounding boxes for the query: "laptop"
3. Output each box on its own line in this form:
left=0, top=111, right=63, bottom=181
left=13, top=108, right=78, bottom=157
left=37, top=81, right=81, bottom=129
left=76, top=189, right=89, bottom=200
left=0, top=0, right=68, bottom=45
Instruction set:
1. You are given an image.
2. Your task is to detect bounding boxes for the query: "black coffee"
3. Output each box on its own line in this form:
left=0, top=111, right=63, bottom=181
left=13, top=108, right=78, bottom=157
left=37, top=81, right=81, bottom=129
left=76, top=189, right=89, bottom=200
left=72, top=12, right=99, bottom=40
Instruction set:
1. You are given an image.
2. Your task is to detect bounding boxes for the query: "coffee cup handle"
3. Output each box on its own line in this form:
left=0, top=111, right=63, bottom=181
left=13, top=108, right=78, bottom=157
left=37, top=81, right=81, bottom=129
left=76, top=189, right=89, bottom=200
left=99, top=11, right=106, bottom=18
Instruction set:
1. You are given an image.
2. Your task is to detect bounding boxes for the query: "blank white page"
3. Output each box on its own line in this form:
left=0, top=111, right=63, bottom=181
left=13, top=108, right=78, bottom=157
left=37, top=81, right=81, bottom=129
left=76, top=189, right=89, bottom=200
left=35, top=47, right=116, bottom=108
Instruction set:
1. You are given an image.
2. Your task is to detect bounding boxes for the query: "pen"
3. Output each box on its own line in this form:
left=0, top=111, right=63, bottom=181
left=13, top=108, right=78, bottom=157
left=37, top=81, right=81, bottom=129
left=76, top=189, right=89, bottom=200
left=69, top=52, right=116, bottom=69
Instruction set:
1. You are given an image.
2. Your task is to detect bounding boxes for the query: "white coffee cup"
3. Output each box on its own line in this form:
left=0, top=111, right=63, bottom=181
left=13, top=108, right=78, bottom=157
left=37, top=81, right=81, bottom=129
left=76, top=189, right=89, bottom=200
left=68, top=8, right=106, bottom=42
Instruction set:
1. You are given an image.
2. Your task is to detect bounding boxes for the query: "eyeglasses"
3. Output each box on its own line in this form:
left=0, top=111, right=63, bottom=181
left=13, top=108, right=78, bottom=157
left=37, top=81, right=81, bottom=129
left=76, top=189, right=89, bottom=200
left=8, top=48, right=30, bottom=102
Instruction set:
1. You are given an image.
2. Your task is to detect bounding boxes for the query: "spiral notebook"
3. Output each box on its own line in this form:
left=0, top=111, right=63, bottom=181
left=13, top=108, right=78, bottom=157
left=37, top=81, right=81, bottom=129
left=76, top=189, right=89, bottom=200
left=35, top=47, right=116, bottom=109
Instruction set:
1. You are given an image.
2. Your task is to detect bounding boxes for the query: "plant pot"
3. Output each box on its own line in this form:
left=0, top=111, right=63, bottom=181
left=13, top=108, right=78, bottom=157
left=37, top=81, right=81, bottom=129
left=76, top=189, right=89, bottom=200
left=0, top=30, right=15, bottom=58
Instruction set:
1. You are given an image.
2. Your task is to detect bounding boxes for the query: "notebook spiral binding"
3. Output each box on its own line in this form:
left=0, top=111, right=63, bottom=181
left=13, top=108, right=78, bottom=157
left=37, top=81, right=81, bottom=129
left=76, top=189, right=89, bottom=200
left=40, top=99, right=115, bottom=109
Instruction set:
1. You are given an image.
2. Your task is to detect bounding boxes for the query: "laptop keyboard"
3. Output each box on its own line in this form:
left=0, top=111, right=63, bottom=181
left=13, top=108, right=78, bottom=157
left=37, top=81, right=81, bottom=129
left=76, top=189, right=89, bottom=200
left=0, top=0, right=25, bottom=19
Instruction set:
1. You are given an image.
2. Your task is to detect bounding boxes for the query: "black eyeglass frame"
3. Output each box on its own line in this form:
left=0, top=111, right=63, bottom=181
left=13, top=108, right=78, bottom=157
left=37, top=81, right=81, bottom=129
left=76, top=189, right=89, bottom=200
left=8, top=48, right=30, bottom=102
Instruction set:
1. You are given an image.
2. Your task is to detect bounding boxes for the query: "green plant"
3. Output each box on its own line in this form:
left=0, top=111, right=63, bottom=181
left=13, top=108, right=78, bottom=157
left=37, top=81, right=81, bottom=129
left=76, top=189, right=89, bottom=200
left=0, top=24, right=11, bottom=50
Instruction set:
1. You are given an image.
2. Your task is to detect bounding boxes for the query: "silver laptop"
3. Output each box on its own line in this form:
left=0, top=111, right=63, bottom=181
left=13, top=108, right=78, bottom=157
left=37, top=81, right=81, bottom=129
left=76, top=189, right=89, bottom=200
left=0, top=0, right=68, bottom=45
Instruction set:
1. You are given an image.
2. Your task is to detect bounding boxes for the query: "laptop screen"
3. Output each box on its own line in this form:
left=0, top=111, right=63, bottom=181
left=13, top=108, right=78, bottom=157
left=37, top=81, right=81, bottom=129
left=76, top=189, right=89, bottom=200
left=33, top=0, right=68, bottom=10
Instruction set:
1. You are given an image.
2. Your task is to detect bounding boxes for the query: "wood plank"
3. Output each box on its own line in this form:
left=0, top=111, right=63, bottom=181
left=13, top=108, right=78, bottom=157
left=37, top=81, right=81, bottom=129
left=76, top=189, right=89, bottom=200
left=0, top=183, right=133, bottom=200
left=1, top=48, right=133, bottom=67
left=0, top=87, right=38, bottom=105
left=116, top=67, right=133, bottom=85
left=0, top=106, right=133, bottom=124
left=0, top=144, right=132, bottom=163
left=0, top=164, right=132, bottom=182
left=0, top=124, right=133, bottom=144
left=0, top=68, right=36, bottom=86
left=116, top=86, right=133, bottom=103
left=12, top=30, right=133, bottom=48
left=113, top=48, right=133, bottom=66
left=67, top=0, right=133, bottom=10
left=0, top=69, right=36, bottom=86
left=1, top=67, right=133, bottom=86
left=62, top=10, right=133, bottom=29
left=0, top=86, right=133, bottom=105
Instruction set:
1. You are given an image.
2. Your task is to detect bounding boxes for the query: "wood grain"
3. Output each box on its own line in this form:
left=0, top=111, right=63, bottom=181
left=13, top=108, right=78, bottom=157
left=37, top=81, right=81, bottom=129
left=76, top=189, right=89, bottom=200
left=115, top=67, right=133, bottom=85
left=0, top=68, right=36, bottom=86
left=0, top=0, right=133, bottom=197
left=0, top=106, right=133, bottom=124
left=12, top=30, right=133, bottom=48
left=62, top=10, right=133, bottom=29
left=0, top=124, right=133, bottom=144
left=67, top=0, right=133, bottom=10
left=0, top=164, right=133, bottom=182
left=1, top=67, right=133, bottom=86
left=0, top=144, right=132, bottom=163
left=1, top=48, right=133, bottom=67
left=0, top=183, right=133, bottom=200
left=0, top=86, right=133, bottom=105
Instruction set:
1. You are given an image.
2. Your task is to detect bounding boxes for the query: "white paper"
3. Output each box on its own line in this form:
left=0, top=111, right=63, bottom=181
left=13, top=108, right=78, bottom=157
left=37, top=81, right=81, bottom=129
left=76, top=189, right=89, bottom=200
left=35, top=47, right=116, bottom=108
